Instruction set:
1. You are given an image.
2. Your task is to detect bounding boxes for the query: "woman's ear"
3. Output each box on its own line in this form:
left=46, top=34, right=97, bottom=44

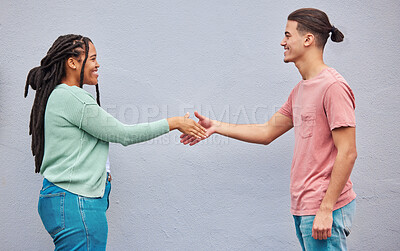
left=66, top=57, right=77, bottom=70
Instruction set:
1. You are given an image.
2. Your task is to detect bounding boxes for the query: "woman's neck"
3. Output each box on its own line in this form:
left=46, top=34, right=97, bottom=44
left=61, top=76, right=80, bottom=87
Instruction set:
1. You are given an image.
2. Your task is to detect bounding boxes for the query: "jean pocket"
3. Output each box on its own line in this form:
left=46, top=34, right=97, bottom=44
left=341, top=200, right=356, bottom=237
left=38, top=192, right=65, bottom=236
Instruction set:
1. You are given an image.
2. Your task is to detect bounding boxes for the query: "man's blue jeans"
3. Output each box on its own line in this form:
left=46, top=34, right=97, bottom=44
left=293, top=199, right=356, bottom=251
left=38, top=177, right=111, bottom=250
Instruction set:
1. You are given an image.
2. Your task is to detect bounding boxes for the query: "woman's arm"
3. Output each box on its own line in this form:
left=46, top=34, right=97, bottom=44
left=79, top=104, right=206, bottom=146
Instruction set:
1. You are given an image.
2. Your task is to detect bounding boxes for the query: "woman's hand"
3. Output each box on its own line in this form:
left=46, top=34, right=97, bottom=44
left=180, top=111, right=217, bottom=146
left=167, top=113, right=207, bottom=139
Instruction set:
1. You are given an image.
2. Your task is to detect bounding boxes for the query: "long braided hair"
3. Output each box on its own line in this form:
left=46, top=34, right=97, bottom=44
left=25, top=34, right=101, bottom=173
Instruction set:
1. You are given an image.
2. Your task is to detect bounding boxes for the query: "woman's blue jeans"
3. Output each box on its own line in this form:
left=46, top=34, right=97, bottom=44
left=38, top=176, right=111, bottom=251
left=293, top=199, right=356, bottom=251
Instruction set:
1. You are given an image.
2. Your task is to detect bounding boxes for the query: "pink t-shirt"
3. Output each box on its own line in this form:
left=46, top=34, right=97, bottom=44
left=278, top=67, right=356, bottom=216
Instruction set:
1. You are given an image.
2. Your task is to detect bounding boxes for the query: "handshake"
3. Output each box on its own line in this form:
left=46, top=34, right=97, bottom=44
left=179, top=111, right=217, bottom=146
left=175, top=110, right=294, bottom=146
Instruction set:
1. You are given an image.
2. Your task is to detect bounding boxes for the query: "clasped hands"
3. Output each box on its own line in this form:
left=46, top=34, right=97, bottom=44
left=180, top=111, right=215, bottom=146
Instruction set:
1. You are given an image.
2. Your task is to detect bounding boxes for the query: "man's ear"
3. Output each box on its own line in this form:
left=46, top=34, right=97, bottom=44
left=304, top=33, right=315, bottom=47
left=66, top=57, right=77, bottom=70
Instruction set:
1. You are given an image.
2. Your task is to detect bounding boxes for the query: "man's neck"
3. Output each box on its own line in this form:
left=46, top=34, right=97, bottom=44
left=295, top=51, right=328, bottom=80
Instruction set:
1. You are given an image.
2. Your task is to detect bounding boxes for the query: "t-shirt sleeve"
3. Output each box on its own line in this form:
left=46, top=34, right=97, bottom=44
left=278, top=90, right=293, bottom=119
left=324, top=82, right=356, bottom=130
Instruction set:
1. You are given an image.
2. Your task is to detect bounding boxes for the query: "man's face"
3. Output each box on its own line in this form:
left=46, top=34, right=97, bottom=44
left=280, top=20, right=305, bottom=63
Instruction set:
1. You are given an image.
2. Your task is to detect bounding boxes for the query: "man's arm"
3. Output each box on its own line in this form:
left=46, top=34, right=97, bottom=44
left=312, top=126, right=357, bottom=240
left=181, top=111, right=293, bottom=145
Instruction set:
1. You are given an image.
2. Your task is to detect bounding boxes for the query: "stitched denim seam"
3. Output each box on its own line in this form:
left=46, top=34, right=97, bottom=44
left=57, top=194, right=65, bottom=236
left=39, top=192, right=65, bottom=198
left=341, top=207, right=351, bottom=236
left=41, top=183, right=56, bottom=192
left=79, top=196, right=90, bottom=250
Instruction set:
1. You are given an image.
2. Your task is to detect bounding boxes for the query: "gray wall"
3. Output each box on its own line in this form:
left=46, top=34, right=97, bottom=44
left=1, top=0, right=399, bottom=250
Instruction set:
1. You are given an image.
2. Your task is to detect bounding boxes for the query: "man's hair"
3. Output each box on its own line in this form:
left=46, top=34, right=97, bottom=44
left=25, top=34, right=101, bottom=173
left=288, top=8, right=344, bottom=48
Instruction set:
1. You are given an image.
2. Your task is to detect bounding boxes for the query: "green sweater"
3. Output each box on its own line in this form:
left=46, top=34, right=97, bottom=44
left=41, top=84, right=170, bottom=197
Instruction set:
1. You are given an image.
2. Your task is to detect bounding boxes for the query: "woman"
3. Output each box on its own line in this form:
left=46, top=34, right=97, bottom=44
left=25, top=34, right=206, bottom=250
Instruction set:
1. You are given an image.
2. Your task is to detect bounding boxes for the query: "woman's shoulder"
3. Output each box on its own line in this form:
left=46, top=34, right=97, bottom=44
left=52, top=84, right=97, bottom=105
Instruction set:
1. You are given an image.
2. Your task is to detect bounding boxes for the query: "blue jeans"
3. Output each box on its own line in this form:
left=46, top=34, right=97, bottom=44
left=293, top=199, right=356, bottom=251
left=38, top=176, right=111, bottom=251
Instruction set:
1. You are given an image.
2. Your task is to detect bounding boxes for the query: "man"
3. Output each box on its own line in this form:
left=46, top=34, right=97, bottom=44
left=181, top=8, right=357, bottom=250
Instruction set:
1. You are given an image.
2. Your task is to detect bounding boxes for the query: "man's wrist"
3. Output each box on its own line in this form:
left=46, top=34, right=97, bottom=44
left=319, top=203, right=334, bottom=212
left=213, top=120, right=225, bottom=134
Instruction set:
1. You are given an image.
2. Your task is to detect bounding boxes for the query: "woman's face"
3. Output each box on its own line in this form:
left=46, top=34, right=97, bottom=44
left=81, top=42, right=100, bottom=85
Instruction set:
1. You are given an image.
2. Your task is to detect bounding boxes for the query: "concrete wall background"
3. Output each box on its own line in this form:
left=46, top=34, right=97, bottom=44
left=1, top=0, right=399, bottom=250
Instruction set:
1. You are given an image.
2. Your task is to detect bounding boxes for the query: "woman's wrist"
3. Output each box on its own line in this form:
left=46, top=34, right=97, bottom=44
left=167, top=117, right=180, bottom=131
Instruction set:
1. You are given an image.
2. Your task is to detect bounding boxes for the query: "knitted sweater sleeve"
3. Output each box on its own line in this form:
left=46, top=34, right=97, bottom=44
left=81, top=103, right=170, bottom=146
left=59, top=87, right=170, bottom=146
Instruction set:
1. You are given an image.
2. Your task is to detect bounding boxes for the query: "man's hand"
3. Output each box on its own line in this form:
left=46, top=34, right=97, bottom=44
left=312, top=126, right=357, bottom=240
left=312, top=208, right=333, bottom=240
left=167, top=112, right=207, bottom=139
left=180, top=111, right=216, bottom=146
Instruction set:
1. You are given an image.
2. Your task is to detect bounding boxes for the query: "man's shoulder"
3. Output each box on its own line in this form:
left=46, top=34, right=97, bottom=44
left=323, top=68, right=348, bottom=86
